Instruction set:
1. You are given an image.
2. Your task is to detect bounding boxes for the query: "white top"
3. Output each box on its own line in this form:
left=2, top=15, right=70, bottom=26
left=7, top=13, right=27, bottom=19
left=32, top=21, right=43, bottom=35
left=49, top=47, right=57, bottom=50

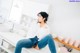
left=26, top=22, right=50, bottom=41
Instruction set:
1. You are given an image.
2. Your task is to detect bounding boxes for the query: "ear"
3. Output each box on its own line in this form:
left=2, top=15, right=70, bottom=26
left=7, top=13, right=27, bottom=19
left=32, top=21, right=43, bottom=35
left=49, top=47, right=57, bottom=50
left=43, top=18, right=45, bottom=20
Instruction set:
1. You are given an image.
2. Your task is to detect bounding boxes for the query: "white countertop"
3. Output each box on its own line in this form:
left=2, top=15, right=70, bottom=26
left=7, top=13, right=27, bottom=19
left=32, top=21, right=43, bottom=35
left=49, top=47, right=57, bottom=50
left=0, top=32, right=26, bottom=46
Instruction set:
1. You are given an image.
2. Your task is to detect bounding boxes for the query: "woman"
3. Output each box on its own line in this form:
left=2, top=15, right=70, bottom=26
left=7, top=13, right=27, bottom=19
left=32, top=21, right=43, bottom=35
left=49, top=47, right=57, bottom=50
left=15, top=12, right=56, bottom=53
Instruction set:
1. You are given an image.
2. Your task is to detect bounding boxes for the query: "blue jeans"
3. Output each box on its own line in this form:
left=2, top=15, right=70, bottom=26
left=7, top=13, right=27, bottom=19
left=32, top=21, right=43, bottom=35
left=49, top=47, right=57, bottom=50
left=15, top=34, right=56, bottom=53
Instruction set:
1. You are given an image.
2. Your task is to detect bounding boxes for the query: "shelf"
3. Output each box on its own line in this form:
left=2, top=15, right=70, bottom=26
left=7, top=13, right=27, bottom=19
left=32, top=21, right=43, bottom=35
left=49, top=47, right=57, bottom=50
left=54, top=38, right=80, bottom=51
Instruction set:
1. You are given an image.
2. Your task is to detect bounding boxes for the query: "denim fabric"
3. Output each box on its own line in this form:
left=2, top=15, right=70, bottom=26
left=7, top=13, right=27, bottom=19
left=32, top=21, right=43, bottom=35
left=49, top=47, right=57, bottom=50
left=38, top=34, right=56, bottom=53
left=15, top=39, right=33, bottom=53
left=15, top=34, right=56, bottom=53
left=30, top=36, right=39, bottom=47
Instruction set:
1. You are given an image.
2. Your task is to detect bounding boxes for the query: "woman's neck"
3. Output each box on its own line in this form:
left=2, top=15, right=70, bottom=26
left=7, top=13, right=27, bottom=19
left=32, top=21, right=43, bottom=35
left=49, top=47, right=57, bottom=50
left=39, top=22, right=46, bottom=28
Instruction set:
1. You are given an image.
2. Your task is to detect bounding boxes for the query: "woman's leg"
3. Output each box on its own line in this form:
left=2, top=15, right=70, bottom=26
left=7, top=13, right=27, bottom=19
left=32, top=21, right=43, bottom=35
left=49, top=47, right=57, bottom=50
left=38, top=34, right=56, bottom=53
left=15, top=39, right=33, bottom=53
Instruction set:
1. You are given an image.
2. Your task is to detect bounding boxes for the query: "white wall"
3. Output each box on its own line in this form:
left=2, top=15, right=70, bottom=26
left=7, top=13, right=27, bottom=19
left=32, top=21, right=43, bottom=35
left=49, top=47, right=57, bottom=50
left=26, top=0, right=80, bottom=40
left=0, top=0, right=13, bottom=21
left=20, top=0, right=50, bottom=19
left=51, top=0, right=80, bottom=40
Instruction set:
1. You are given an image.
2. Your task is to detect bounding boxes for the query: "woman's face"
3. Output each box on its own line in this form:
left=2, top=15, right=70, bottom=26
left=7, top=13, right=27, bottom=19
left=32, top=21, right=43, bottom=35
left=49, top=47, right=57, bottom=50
left=38, top=14, right=45, bottom=23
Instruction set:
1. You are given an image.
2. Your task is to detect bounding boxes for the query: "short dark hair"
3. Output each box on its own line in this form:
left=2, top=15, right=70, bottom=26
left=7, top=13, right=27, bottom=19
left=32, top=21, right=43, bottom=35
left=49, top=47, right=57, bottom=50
left=37, top=12, right=49, bottom=23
